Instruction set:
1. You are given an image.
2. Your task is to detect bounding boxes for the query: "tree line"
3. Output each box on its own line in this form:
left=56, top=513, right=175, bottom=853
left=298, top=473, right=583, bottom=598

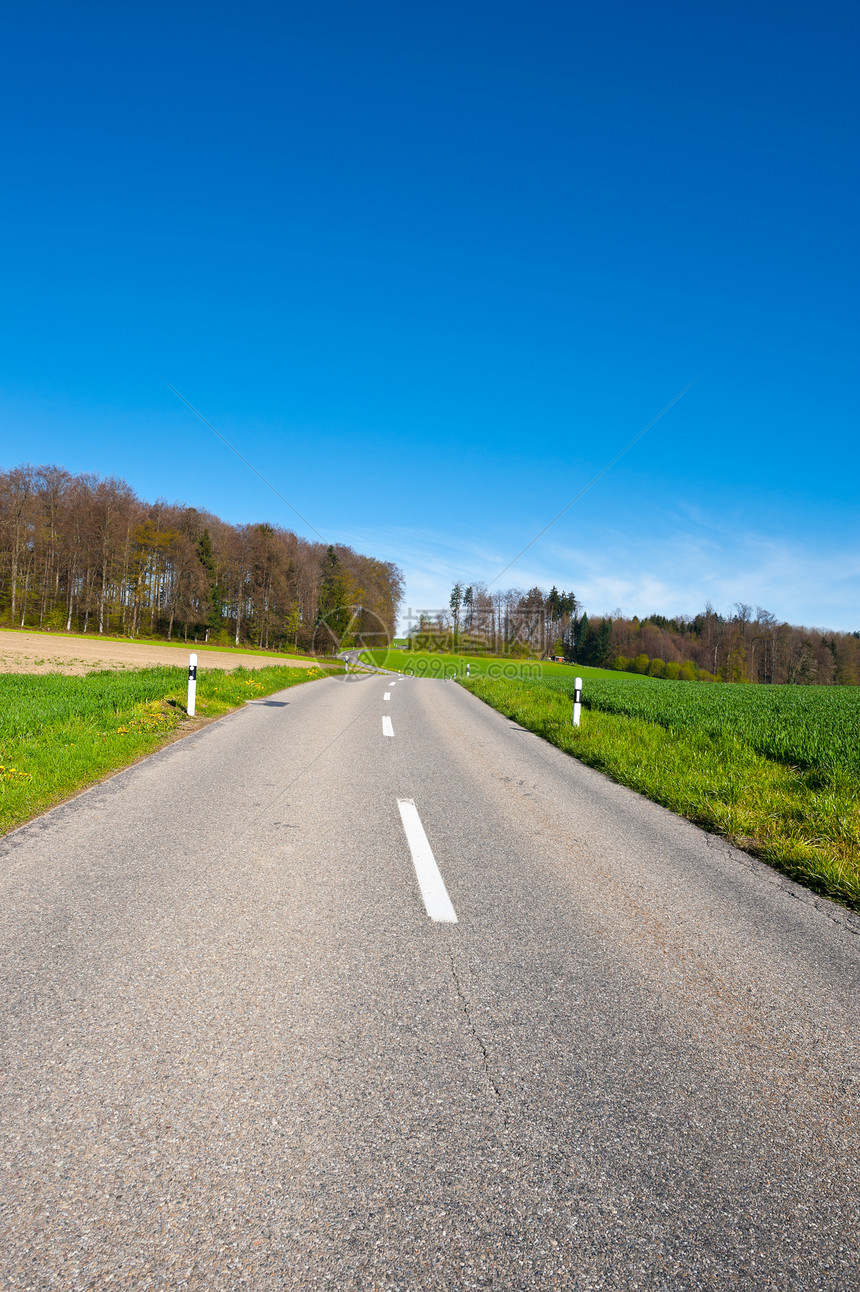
left=0, top=464, right=403, bottom=652
left=411, top=583, right=860, bottom=685
left=601, top=604, right=860, bottom=685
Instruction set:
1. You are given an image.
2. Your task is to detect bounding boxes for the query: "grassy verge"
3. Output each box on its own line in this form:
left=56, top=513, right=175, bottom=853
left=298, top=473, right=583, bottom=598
left=0, top=664, right=332, bottom=835
left=366, top=647, right=617, bottom=683
left=533, top=672, right=860, bottom=774
left=463, top=676, right=860, bottom=911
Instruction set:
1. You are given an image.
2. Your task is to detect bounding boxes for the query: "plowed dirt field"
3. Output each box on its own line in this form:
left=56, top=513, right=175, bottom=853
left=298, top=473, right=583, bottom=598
left=0, top=631, right=323, bottom=675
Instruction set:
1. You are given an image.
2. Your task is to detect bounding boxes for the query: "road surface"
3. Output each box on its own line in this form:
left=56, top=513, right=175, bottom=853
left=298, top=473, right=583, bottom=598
left=1, top=671, right=858, bottom=1289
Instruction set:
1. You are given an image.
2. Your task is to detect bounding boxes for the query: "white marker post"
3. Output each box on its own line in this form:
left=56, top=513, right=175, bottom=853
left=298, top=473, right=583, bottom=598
left=466, top=662, right=470, bottom=678
left=572, top=676, right=582, bottom=727
left=187, top=653, right=198, bottom=717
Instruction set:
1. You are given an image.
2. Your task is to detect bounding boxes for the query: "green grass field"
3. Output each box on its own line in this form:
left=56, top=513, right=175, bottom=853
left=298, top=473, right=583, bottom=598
left=368, top=648, right=860, bottom=908
left=536, top=672, right=860, bottom=774
left=0, top=664, right=330, bottom=835
left=462, top=674, right=860, bottom=910
left=364, top=647, right=613, bottom=683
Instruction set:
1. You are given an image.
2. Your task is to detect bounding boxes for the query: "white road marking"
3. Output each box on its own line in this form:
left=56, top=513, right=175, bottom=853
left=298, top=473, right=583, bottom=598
left=397, top=799, right=458, bottom=923
left=382, top=716, right=394, bottom=737
left=389, top=681, right=396, bottom=687
left=384, top=692, right=391, bottom=700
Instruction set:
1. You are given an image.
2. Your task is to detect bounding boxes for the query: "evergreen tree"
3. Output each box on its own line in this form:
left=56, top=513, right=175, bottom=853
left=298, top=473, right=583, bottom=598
left=463, top=585, right=473, bottom=631
left=576, top=612, right=590, bottom=662
left=449, top=581, right=463, bottom=639
left=196, top=528, right=222, bottom=634
left=317, top=546, right=354, bottom=640
left=595, top=618, right=612, bottom=666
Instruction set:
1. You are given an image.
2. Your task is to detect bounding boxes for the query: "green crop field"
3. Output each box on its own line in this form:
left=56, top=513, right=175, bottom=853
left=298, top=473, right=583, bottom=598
left=0, top=664, right=330, bottom=835
left=462, top=672, right=860, bottom=910
left=534, top=673, right=860, bottom=774
left=0, top=668, right=189, bottom=739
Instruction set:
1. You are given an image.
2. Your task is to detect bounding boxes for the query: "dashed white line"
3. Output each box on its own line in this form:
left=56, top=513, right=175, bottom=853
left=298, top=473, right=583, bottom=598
left=396, top=798, right=457, bottom=923
left=382, top=716, right=394, bottom=737
left=384, top=692, right=391, bottom=700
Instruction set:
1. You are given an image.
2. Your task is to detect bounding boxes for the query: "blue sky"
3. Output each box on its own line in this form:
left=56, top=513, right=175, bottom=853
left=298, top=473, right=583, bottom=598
left=2, top=0, right=858, bottom=631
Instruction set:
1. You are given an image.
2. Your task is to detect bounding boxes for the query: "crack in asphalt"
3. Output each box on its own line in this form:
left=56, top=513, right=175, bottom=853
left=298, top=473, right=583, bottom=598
left=446, top=944, right=510, bottom=1129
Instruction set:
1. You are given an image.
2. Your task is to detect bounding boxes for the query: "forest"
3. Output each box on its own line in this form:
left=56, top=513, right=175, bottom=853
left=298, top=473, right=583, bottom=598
left=410, top=582, right=860, bottom=685
left=0, top=464, right=403, bottom=653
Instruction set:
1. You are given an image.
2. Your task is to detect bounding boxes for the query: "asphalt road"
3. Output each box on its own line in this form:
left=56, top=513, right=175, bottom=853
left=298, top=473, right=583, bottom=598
left=1, top=671, right=858, bottom=1290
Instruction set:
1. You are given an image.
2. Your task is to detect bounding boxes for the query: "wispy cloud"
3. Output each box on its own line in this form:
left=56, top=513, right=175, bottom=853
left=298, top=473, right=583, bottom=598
left=335, top=513, right=860, bottom=634
left=522, top=526, right=860, bottom=631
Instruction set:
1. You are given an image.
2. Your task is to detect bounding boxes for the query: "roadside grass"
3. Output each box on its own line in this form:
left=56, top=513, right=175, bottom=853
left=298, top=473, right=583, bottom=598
left=0, top=664, right=331, bottom=835
left=463, top=676, right=860, bottom=911
left=365, top=647, right=617, bottom=683
left=537, top=672, right=860, bottom=774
